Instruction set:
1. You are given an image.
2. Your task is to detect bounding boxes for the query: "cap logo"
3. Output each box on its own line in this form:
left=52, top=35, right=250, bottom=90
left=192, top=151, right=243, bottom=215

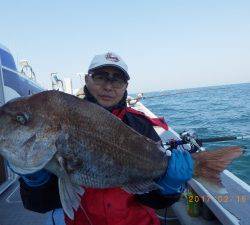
left=105, top=53, right=120, bottom=62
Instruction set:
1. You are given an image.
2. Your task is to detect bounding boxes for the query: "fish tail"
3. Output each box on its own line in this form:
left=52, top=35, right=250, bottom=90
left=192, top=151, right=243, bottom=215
left=192, top=146, right=244, bottom=187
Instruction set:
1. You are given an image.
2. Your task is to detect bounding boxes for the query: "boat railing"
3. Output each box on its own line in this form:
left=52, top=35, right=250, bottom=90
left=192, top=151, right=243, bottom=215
left=0, top=57, right=5, bottom=106
left=20, top=60, right=37, bottom=82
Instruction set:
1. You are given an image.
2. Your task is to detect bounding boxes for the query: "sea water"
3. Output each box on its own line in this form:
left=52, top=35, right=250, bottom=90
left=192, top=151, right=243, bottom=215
left=140, top=83, right=250, bottom=185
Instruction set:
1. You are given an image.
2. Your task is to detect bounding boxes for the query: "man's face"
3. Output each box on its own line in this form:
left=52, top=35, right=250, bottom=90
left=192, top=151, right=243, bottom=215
left=85, top=67, right=128, bottom=108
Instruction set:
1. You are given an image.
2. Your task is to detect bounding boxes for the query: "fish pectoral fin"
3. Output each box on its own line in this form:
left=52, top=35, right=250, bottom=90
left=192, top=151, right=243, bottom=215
left=58, top=175, right=85, bottom=220
left=122, top=181, right=161, bottom=194
left=53, top=154, right=85, bottom=219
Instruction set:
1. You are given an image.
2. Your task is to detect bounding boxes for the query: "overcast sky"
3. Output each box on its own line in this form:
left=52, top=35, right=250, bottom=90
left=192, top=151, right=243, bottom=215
left=1, top=0, right=249, bottom=93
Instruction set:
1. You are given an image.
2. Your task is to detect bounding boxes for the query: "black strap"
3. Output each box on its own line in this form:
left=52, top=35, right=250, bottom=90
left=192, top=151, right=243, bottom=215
left=52, top=209, right=56, bottom=225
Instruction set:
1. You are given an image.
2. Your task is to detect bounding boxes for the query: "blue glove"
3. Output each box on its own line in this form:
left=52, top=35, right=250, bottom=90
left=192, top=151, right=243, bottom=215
left=157, top=149, right=194, bottom=195
left=7, top=162, right=51, bottom=187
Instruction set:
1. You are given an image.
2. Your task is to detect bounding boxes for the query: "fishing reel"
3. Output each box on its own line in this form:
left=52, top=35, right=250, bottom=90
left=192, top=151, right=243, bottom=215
left=163, top=131, right=205, bottom=154
left=180, top=131, right=205, bottom=153
left=163, top=130, right=249, bottom=154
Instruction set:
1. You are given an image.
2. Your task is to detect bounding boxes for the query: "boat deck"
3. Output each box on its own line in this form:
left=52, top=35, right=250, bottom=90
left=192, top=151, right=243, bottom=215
left=0, top=181, right=180, bottom=225
left=0, top=181, right=223, bottom=225
left=1, top=181, right=180, bottom=225
left=0, top=180, right=46, bottom=225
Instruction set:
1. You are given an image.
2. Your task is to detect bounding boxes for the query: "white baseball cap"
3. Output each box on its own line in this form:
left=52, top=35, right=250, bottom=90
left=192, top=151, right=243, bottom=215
left=88, top=52, right=130, bottom=80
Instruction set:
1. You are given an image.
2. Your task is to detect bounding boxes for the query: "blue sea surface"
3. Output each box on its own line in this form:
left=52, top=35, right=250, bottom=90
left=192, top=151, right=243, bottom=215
left=139, top=83, right=250, bottom=185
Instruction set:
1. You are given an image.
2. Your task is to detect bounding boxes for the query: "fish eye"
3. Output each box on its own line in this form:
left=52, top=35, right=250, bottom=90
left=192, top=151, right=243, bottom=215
left=16, top=113, right=30, bottom=125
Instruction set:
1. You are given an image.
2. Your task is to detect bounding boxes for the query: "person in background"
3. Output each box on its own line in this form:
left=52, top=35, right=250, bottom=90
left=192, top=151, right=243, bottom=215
left=12, top=52, right=193, bottom=225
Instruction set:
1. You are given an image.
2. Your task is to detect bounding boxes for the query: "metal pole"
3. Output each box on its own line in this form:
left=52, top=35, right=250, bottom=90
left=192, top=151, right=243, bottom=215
left=0, top=56, right=8, bottom=188
left=0, top=57, right=5, bottom=106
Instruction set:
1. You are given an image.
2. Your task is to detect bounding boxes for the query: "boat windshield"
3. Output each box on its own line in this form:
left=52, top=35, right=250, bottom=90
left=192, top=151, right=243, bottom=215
left=0, top=46, right=17, bottom=71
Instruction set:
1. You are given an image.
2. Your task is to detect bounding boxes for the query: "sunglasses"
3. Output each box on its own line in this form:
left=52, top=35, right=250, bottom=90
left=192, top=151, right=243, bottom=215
left=89, top=71, right=128, bottom=88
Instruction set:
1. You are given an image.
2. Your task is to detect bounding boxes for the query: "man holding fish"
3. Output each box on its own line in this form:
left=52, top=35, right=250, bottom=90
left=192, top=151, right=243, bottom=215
left=1, top=52, right=242, bottom=225
left=15, top=52, right=193, bottom=224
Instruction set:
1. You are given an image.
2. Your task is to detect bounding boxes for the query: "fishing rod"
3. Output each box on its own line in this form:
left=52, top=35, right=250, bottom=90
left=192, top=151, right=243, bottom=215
left=128, top=86, right=232, bottom=102
left=127, top=90, right=201, bottom=102
left=163, top=133, right=250, bottom=152
left=141, top=90, right=201, bottom=100
left=199, top=135, right=250, bottom=143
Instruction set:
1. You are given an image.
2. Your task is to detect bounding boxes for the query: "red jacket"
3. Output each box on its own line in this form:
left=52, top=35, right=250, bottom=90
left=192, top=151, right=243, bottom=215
left=65, top=107, right=168, bottom=225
